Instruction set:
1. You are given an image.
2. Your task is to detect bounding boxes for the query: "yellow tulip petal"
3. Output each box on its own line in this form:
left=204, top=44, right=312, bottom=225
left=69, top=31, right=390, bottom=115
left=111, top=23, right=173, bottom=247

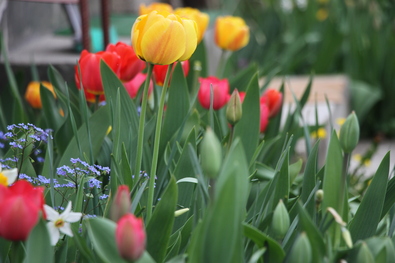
left=141, top=18, right=186, bottom=65
left=178, top=18, right=198, bottom=61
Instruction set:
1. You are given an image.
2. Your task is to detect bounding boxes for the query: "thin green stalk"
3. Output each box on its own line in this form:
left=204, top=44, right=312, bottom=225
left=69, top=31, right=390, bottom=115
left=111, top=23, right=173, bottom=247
left=215, top=49, right=227, bottom=78
left=146, top=64, right=173, bottom=223
left=134, top=63, right=154, bottom=181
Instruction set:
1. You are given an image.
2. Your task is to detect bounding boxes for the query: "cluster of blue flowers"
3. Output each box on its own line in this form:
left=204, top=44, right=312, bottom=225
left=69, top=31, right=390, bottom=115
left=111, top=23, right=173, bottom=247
left=5, top=123, right=52, bottom=147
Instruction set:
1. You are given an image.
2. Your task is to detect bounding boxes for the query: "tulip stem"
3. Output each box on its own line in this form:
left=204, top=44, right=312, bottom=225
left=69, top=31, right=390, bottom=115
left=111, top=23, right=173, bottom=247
left=134, top=63, right=153, bottom=185
left=216, top=49, right=227, bottom=78
left=146, top=64, right=173, bottom=223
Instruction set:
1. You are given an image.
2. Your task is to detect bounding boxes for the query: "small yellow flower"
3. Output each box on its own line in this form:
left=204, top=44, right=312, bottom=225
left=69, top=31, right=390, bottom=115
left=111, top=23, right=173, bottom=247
left=336, top=118, right=346, bottom=126
left=353, top=154, right=371, bottom=167
left=174, top=7, right=210, bottom=44
left=214, top=16, right=250, bottom=51
left=131, top=11, right=198, bottom=65
left=139, top=2, right=173, bottom=15
left=311, top=128, right=327, bottom=139
left=316, top=8, right=329, bottom=21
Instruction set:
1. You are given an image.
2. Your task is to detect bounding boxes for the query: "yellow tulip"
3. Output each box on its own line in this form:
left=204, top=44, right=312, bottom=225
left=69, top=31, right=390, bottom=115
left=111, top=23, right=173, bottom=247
left=214, top=16, right=250, bottom=51
left=139, top=2, right=173, bottom=15
left=174, top=7, right=209, bottom=44
left=24, top=81, right=56, bottom=109
left=131, top=11, right=198, bottom=65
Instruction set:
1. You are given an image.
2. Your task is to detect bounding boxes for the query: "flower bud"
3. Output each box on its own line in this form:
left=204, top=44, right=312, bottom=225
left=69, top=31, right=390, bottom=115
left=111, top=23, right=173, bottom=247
left=200, top=128, right=222, bottom=179
left=356, top=242, right=374, bottom=263
left=339, top=112, right=359, bottom=153
left=226, top=89, right=243, bottom=126
left=315, top=189, right=324, bottom=204
left=288, top=233, right=312, bottom=263
left=116, top=214, right=146, bottom=261
left=110, top=185, right=131, bottom=222
left=271, top=199, right=290, bottom=239
left=341, top=227, right=353, bottom=248
left=24, top=81, right=56, bottom=109
left=175, top=208, right=190, bottom=217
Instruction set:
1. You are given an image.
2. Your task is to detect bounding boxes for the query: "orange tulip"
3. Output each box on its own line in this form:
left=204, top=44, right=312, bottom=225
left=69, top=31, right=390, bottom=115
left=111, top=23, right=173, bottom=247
left=214, top=16, right=250, bottom=51
left=174, top=7, right=209, bottom=43
left=24, top=81, right=56, bottom=109
left=139, top=2, right=173, bottom=15
left=131, top=11, right=198, bottom=65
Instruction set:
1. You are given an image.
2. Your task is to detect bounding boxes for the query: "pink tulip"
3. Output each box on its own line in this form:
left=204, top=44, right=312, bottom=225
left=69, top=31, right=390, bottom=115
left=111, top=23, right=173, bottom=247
left=124, top=73, right=154, bottom=99
left=116, top=214, right=146, bottom=261
left=198, top=76, right=230, bottom=110
left=110, top=185, right=131, bottom=222
left=0, top=180, right=45, bottom=241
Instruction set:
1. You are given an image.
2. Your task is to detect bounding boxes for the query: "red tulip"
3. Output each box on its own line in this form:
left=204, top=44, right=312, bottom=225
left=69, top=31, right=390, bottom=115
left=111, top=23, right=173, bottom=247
left=153, top=60, right=190, bottom=86
left=198, top=76, right=230, bottom=110
left=110, top=185, right=131, bottom=222
left=75, top=50, right=120, bottom=95
left=261, top=89, right=282, bottom=118
left=259, top=98, right=270, bottom=133
left=116, top=214, right=146, bottom=261
left=124, top=72, right=154, bottom=99
left=0, top=180, right=45, bottom=241
left=106, top=42, right=145, bottom=82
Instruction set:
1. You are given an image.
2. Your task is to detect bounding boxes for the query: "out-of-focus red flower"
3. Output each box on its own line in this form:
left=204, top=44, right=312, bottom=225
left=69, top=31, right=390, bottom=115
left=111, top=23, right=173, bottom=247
left=198, top=76, right=230, bottom=110
left=261, top=89, right=283, bottom=118
left=116, top=213, right=146, bottom=261
left=259, top=98, right=270, bottom=133
left=239, top=91, right=246, bottom=102
left=75, top=50, right=120, bottom=95
left=0, top=180, right=45, bottom=241
left=124, top=72, right=154, bottom=99
left=106, top=42, right=145, bottom=82
left=153, top=60, right=190, bottom=86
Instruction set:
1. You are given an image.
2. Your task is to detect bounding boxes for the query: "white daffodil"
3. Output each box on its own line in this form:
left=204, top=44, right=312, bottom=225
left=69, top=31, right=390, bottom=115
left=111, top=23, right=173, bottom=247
left=0, top=164, right=18, bottom=186
left=44, top=201, right=82, bottom=246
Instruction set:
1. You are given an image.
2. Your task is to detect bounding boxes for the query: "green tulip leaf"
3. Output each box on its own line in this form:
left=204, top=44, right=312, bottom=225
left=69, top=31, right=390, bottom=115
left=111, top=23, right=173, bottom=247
left=24, top=218, right=53, bottom=263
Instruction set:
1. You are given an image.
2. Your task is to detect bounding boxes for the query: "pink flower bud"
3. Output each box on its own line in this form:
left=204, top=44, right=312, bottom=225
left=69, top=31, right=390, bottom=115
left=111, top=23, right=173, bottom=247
left=116, top=214, right=146, bottom=261
left=259, top=99, right=270, bottom=133
left=110, top=185, right=131, bottom=222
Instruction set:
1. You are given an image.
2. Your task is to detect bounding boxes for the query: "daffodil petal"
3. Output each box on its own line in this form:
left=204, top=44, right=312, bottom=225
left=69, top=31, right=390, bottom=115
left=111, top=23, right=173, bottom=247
left=44, top=204, right=60, bottom=221
left=47, top=222, right=60, bottom=246
left=63, top=211, right=82, bottom=223
left=62, top=201, right=72, bottom=216
left=2, top=168, right=18, bottom=185
left=59, top=222, right=73, bottom=237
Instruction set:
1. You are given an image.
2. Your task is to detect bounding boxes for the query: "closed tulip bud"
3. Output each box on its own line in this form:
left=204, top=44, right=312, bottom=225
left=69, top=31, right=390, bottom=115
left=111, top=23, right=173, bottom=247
left=174, top=208, right=190, bottom=217
left=356, top=242, right=374, bottom=263
left=200, top=128, right=222, bottom=179
left=106, top=42, right=145, bottom=82
left=175, top=7, right=210, bottom=43
left=214, top=16, right=250, bottom=51
left=288, top=233, right=312, bottom=263
left=315, top=189, right=324, bottom=204
left=226, top=89, right=243, bottom=126
left=339, top=112, right=359, bottom=153
left=24, top=81, right=56, bottom=109
left=0, top=180, right=45, bottom=241
left=198, top=76, right=230, bottom=110
left=116, top=214, right=146, bottom=262
left=131, top=11, right=198, bottom=65
left=139, top=2, right=173, bottom=15
left=271, top=199, right=290, bottom=239
left=110, top=185, right=131, bottom=222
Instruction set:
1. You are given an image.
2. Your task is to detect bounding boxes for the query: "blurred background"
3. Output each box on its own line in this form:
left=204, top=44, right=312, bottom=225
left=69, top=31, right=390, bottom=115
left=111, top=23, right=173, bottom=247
left=1, top=0, right=395, bottom=139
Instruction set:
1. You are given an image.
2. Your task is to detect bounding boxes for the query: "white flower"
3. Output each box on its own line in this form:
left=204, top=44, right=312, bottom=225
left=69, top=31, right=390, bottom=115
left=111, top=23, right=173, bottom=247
left=44, top=201, right=82, bottom=246
left=0, top=164, right=18, bottom=186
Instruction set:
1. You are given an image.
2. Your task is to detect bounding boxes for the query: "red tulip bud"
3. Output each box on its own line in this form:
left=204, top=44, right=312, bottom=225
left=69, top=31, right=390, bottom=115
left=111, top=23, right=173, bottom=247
left=110, top=185, right=131, bottom=222
left=116, top=214, right=146, bottom=261
left=259, top=101, right=270, bottom=133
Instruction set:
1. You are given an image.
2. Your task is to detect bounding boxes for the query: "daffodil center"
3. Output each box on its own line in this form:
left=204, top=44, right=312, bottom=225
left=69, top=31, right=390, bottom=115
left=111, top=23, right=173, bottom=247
left=0, top=173, right=8, bottom=186
left=54, top=219, right=65, bottom=228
